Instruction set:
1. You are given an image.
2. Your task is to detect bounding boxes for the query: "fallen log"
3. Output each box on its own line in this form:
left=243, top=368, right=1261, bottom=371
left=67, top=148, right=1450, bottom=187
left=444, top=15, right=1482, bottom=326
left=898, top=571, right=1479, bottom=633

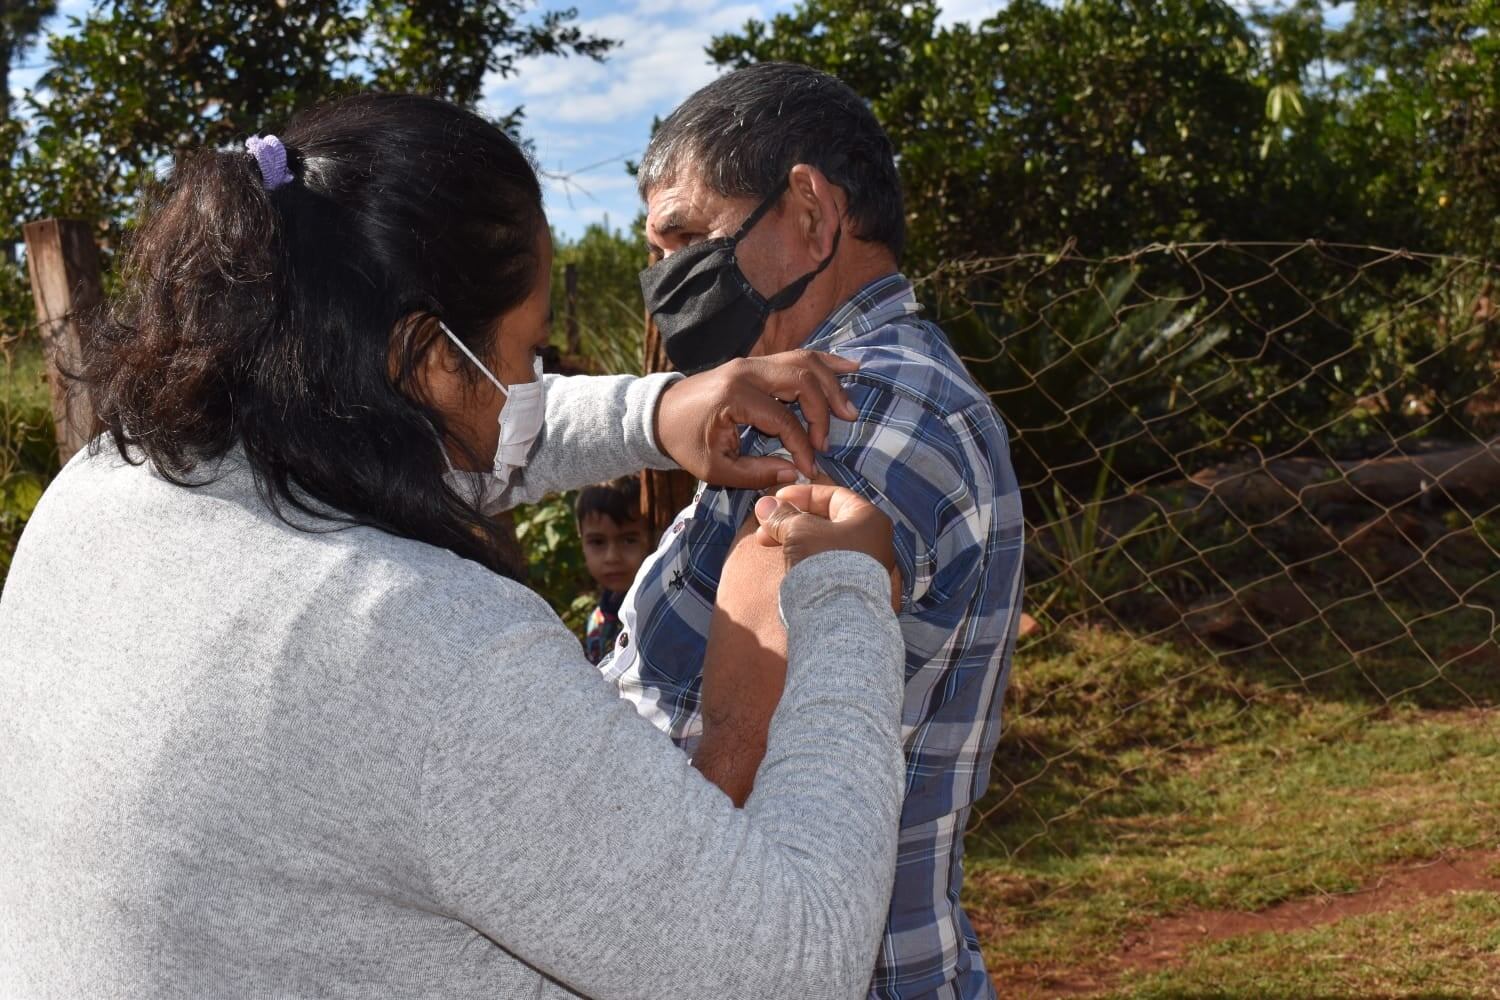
left=1188, top=437, right=1500, bottom=513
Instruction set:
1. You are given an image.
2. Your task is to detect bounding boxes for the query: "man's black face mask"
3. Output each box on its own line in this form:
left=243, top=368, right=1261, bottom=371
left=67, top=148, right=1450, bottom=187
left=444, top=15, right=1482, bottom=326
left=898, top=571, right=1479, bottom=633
left=639, top=173, right=843, bottom=375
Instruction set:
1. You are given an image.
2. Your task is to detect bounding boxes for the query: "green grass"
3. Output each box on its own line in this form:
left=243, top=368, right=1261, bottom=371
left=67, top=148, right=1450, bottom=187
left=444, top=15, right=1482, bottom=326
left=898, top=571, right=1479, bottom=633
left=1, top=334, right=51, bottom=416
left=1109, top=892, right=1500, bottom=999
left=963, top=615, right=1500, bottom=995
left=1, top=335, right=59, bottom=576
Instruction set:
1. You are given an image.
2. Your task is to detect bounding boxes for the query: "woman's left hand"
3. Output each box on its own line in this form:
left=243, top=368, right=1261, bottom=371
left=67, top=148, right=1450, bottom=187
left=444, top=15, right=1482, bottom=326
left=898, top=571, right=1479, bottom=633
left=653, top=351, right=860, bottom=489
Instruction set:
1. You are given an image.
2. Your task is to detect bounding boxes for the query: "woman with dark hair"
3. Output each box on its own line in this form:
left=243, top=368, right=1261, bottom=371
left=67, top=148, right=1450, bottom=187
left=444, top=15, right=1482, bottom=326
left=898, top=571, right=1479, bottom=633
left=0, top=94, right=905, bottom=999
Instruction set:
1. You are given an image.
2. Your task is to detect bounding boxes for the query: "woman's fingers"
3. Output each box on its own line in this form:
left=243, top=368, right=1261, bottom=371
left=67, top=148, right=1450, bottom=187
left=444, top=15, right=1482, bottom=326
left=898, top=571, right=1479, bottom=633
left=713, top=454, right=803, bottom=490
left=743, top=352, right=860, bottom=423
left=761, top=483, right=839, bottom=520
left=719, top=351, right=861, bottom=479
left=817, top=353, right=861, bottom=374
left=724, top=392, right=818, bottom=481
left=752, top=494, right=803, bottom=546
left=782, top=351, right=859, bottom=423
left=753, top=484, right=896, bottom=578
left=652, top=350, right=859, bottom=490
left=768, top=483, right=878, bottom=526
left=788, top=369, right=833, bottom=452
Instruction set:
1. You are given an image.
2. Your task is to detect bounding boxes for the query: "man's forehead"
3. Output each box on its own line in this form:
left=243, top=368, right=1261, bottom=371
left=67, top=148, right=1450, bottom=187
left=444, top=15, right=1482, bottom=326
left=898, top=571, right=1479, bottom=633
left=646, top=173, right=755, bottom=237
left=646, top=178, right=715, bottom=230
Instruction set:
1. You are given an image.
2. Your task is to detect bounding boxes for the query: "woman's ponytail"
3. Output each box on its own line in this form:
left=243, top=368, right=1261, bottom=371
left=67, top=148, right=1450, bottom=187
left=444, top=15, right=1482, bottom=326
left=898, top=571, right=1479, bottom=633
left=88, top=143, right=288, bottom=475
left=84, top=94, right=545, bottom=577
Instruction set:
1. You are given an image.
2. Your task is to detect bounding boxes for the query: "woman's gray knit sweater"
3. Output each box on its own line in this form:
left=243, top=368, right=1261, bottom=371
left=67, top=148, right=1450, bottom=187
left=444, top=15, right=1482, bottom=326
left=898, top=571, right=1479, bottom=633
left=0, top=373, right=905, bottom=999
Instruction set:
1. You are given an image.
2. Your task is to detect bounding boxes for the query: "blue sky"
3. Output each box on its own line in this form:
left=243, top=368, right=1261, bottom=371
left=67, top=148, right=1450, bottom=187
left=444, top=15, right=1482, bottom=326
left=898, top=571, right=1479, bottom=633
left=10, top=0, right=1004, bottom=240
left=480, top=0, right=1005, bottom=238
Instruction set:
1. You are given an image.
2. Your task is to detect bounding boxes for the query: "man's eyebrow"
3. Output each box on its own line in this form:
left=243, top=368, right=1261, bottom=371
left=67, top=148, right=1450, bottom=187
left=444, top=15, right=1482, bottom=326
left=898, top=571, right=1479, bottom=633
left=654, top=210, right=691, bottom=235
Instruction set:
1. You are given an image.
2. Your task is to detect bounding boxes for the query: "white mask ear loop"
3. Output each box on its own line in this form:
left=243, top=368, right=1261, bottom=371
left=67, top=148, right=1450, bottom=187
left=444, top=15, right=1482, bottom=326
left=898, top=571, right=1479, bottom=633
left=438, top=320, right=510, bottom=398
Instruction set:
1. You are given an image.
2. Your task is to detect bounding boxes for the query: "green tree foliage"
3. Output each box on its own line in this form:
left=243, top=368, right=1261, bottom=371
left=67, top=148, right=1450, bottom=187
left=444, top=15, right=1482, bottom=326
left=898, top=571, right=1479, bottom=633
left=707, top=0, right=1500, bottom=491
left=513, top=491, right=596, bottom=635
left=708, top=0, right=1497, bottom=267
left=1, top=1, right=56, bottom=117
left=1324, top=1, right=1500, bottom=256
left=712, top=0, right=1277, bottom=266
left=7, top=0, right=613, bottom=248
left=549, top=220, right=648, bottom=376
left=1, top=0, right=57, bottom=276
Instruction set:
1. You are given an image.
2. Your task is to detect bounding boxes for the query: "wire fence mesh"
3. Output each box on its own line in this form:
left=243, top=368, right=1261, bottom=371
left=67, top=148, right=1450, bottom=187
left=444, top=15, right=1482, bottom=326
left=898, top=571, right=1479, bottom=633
left=929, top=241, right=1500, bottom=866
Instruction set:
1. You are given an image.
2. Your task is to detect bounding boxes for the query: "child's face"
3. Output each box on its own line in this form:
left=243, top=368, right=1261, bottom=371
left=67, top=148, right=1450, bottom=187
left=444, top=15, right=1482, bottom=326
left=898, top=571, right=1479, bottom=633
left=579, top=512, right=652, bottom=594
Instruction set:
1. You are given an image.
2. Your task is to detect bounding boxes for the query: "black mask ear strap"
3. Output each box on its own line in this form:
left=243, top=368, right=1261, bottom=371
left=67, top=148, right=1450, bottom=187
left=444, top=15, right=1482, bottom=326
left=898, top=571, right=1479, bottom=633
left=732, top=174, right=792, bottom=242
left=765, top=224, right=844, bottom=311
left=733, top=154, right=850, bottom=243
left=732, top=154, right=852, bottom=244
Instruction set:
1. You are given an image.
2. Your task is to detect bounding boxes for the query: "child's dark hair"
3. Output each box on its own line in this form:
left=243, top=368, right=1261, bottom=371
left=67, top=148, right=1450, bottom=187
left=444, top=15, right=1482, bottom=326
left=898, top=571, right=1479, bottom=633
left=84, top=92, right=543, bottom=578
left=575, top=476, right=643, bottom=528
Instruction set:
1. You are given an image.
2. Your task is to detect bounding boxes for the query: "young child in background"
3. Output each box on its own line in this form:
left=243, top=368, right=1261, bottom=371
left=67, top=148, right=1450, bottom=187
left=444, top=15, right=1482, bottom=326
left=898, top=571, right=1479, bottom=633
left=575, top=476, right=653, bottom=665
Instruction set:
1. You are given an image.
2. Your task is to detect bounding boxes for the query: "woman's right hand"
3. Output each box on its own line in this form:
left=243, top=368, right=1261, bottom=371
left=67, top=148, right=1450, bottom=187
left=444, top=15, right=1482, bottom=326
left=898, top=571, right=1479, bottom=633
left=753, top=485, right=901, bottom=609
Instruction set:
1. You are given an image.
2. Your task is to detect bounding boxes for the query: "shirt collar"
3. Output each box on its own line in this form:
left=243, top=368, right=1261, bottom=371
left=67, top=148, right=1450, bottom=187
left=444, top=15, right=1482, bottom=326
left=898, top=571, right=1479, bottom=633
left=800, top=273, right=922, bottom=353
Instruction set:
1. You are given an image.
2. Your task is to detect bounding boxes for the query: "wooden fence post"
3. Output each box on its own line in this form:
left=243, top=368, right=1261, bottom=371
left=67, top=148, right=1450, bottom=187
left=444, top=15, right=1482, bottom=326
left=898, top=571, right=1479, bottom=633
left=564, top=262, right=580, bottom=357
left=23, top=219, right=103, bottom=465
left=640, top=307, right=698, bottom=536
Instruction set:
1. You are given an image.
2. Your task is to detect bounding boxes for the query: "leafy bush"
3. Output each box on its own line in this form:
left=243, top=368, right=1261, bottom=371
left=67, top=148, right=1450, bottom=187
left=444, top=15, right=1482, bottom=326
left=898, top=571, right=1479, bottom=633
left=512, top=492, right=597, bottom=636
left=942, top=262, right=1233, bottom=491
left=0, top=333, right=60, bottom=581
left=549, top=222, right=647, bottom=376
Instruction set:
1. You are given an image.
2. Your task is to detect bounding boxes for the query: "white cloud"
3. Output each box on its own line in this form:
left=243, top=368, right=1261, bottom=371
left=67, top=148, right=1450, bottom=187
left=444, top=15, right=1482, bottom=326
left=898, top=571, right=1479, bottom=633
left=482, top=0, right=796, bottom=236
left=485, top=1, right=770, bottom=127
left=633, top=0, right=720, bottom=15
left=9, top=66, right=45, bottom=103
left=936, top=0, right=1002, bottom=27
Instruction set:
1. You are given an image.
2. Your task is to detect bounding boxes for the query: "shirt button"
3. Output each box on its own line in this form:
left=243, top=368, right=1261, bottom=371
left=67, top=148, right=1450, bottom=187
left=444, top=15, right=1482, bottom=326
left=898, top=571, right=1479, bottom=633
left=619, top=633, right=629, bottom=648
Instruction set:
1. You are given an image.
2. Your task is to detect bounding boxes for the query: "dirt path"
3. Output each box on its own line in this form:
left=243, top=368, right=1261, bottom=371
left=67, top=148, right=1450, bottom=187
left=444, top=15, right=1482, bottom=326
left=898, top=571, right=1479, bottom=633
left=1001, top=846, right=1500, bottom=999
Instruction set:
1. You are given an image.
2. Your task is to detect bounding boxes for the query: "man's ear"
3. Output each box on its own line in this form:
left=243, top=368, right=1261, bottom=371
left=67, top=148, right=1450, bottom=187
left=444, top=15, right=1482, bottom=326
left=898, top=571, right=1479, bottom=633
left=787, top=163, right=843, bottom=262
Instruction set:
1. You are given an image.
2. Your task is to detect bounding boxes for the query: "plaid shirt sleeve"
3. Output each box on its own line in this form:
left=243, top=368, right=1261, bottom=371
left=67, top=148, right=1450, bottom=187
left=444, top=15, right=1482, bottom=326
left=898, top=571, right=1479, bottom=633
left=749, top=373, right=989, bottom=659
left=748, top=369, right=1017, bottom=1000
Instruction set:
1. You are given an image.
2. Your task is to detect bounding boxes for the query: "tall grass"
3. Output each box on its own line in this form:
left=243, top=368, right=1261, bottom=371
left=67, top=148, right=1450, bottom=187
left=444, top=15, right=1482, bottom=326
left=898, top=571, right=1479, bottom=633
left=1, top=334, right=59, bottom=580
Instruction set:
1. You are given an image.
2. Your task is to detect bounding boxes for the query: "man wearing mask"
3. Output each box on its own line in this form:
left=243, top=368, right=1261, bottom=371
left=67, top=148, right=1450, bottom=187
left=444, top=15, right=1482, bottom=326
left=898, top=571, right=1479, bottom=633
left=600, top=63, right=1024, bottom=1000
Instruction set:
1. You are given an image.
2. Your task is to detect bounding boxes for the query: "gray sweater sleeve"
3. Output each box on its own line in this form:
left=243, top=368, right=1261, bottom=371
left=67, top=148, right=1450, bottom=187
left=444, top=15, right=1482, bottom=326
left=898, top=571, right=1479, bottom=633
left=496, top=371, right=683, bottom=508
left=420, top=550, right=905, bottom=1000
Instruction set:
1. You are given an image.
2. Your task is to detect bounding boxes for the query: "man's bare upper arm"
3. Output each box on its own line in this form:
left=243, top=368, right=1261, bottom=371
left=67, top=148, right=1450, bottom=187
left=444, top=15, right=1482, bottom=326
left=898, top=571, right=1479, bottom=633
left=693, top=511, right=791, bottom=805
left=695, top=471, right=895, bottom=805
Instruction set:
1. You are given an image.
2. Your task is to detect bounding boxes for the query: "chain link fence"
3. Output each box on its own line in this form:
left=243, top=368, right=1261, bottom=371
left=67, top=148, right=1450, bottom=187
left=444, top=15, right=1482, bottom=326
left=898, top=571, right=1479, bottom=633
left=525, top=238, right=1500, bottom=865
left=928, top=241, right=1499, bottom=864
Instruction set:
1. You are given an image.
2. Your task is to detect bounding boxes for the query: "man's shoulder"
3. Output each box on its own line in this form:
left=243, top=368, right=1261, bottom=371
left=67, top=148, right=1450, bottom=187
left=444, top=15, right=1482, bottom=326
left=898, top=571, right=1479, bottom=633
left=740, top=322, right=997, bottom=510
left=828, top=316, right=996, bottom=426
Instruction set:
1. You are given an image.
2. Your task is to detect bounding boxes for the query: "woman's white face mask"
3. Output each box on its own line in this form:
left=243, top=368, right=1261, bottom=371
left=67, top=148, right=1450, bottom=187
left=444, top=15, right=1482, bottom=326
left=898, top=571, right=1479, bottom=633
left=437, top=320, right=546, bottom=512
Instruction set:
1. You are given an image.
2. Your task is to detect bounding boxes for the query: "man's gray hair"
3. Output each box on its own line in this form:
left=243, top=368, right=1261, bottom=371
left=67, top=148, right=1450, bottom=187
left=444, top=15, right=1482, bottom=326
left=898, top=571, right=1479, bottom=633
left=637, top=62, right=905, bottom=261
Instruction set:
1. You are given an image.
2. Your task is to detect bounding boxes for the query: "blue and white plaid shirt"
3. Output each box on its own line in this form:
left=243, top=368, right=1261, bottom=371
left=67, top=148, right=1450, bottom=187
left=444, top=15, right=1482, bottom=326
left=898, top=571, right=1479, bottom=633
left=601, top=274, right=1024, bottom=1000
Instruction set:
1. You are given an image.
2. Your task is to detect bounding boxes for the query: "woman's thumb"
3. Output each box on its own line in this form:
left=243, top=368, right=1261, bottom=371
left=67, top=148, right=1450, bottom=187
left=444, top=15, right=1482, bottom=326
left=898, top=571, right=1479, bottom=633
left=754, top=495, right=803, bottom=547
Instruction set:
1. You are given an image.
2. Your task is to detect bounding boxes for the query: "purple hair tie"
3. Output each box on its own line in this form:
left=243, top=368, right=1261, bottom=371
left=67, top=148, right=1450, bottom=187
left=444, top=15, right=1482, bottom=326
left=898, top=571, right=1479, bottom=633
left=245, top=134, right=293, bottom=191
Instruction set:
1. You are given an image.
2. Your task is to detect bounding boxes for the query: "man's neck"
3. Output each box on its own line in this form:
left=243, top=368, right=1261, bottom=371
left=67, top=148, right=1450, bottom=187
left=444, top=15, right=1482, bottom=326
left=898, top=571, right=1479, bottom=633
left=762, top=241, right=900, bottom=354
left=827, top=254, right=900, bottom=315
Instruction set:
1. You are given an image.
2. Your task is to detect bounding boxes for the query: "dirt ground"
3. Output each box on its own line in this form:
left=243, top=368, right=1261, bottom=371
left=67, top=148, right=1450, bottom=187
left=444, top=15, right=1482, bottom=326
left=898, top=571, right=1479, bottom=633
left=1000, top=847, right=1500, bottom=999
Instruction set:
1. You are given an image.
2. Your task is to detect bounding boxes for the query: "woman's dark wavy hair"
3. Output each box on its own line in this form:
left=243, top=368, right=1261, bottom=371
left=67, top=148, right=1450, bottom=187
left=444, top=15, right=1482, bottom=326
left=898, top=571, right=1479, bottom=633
left=85, top=92, right=544, bottom=577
